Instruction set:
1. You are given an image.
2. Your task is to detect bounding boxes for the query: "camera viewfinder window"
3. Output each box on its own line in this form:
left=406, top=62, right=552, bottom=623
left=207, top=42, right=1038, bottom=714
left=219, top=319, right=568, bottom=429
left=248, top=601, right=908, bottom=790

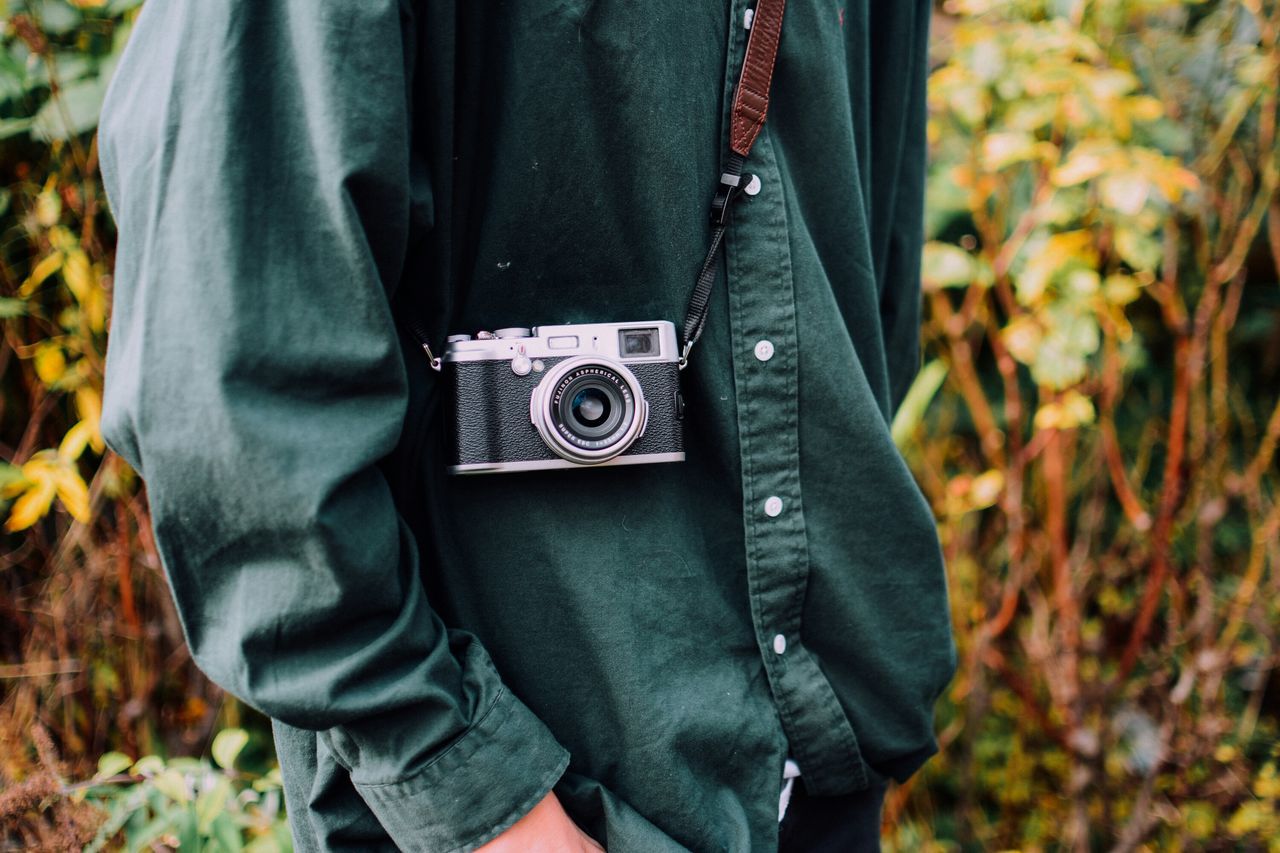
left=620, top=328, right=659, bottom=358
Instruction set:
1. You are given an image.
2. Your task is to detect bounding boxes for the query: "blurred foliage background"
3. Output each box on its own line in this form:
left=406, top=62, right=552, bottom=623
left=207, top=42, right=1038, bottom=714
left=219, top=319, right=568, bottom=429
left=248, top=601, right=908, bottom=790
left=0, top=0, right=1278, bottom=850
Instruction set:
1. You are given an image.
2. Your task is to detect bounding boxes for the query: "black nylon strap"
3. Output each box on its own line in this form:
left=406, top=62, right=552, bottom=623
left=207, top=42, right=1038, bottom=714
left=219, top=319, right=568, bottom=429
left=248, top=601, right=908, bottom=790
left=679, top=0, right=787, bottom=367
left=680, top=153, right=744, bottom=358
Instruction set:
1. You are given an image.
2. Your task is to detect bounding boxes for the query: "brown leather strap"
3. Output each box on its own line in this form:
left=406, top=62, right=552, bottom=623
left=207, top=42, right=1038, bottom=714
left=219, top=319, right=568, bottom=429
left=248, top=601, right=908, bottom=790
left=730, top=0, right=787, bottom=157
left=680, top=1, right=790, bottom=362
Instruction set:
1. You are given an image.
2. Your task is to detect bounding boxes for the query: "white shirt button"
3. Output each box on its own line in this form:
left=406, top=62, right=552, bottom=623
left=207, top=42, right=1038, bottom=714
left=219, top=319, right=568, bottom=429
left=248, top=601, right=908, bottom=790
left=773, top=634, right=787, bottom=654
left=744, top=174, right=762, bottom=196
left=764, top=496, right=783, bottom=517
left=754, top=339, right=775, bottom=362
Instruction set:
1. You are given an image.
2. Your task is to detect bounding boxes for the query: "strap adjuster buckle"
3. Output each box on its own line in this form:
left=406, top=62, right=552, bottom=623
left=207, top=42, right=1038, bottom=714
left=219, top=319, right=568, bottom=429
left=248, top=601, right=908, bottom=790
left=710, top=171, right=744, bottom=226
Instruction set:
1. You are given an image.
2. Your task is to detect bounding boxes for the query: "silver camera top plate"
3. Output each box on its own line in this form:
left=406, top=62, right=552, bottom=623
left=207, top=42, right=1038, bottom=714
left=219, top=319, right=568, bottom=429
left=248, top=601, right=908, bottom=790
left=441, top=320, right=680, bottom=364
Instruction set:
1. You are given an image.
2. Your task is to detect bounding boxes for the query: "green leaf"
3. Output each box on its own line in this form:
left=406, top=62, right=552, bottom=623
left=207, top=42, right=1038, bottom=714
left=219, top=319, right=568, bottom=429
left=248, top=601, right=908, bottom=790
left=891, top=360, right=949, bottom=448
left=127, top=802, right=185, bottom=853
left=212, top=727, right=250, bottom=770
left=151, top=768, right=191, bottom=803
left=1114, top=226, right=1162, bottom=272
left=922, top=242, right=980, bottom=290
left=85, top=785, right=150, bottom=853
left=0, top=118, right=34, bottom=140
left=196, top=775, right=233, bottom=835
left=252, top=767, right=284, bottom=792
left=0, top=462, right=24, bottom=491
left=174, top=804, right=200, bottom=852
left=31, top=77, right=108, bottom=141
left=211, top=813, right=245, bottom=853
left=95, top=751, right=134, bottom=780
left=129, top=755, right=164, bottom=777
left=38, top=0, right=82, bottom=35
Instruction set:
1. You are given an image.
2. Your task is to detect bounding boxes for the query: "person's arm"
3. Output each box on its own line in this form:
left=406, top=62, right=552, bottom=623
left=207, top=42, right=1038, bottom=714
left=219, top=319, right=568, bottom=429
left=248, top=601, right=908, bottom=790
left=97, top=2, right=571, bottom=849
left=869, top=0, right=932, bottom=416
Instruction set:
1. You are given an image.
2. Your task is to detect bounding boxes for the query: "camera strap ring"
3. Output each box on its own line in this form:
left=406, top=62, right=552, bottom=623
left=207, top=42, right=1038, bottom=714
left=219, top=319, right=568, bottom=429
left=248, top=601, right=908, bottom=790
left=409, top=317, right=444, bottom=372
left=680, top=0, right=787, bottom=369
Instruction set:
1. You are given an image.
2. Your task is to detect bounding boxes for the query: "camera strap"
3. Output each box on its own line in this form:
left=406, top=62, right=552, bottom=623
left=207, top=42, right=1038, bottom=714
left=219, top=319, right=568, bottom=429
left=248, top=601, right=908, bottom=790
left=679, top=0, right=787, bottom=369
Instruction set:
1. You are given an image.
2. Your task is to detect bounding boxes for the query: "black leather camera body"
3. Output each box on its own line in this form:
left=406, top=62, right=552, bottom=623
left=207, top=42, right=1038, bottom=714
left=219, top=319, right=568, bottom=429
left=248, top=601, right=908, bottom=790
left=442, top=321, right=685, bottom=475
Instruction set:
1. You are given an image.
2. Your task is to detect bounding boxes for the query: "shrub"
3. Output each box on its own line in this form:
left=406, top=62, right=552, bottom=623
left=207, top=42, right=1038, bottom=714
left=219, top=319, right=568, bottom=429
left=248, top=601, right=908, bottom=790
left=888, top=1, right=1280, bottom=849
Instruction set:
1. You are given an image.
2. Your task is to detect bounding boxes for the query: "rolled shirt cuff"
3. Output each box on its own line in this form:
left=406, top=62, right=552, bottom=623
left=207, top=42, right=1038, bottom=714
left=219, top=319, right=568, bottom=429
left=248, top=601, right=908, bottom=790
left=351, top=685, right=571, bottom=853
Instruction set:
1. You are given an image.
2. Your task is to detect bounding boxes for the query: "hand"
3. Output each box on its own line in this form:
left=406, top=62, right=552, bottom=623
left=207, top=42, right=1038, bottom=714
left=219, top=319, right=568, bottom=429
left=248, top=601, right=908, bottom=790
left=477, top=791, right=604, bottom=852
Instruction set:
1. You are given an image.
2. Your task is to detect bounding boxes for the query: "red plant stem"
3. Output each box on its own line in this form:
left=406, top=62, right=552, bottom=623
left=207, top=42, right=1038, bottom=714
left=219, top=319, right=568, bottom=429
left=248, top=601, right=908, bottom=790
left=115, top=500, right=140, bottom=632
left=1118, top=332, right=1190, bottom=681
left=930, top=291, right=1008, bottom=467
left=1044, top=425, right=1080, bottom=713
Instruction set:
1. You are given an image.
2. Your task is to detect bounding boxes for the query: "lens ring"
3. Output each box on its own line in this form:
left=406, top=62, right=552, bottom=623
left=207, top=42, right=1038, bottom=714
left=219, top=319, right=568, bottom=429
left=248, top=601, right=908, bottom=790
left=558, top=375, right=625, bottom=441
left=550, top=366, right=633, bottom=450
left=530, top=357, right=647, bottom=464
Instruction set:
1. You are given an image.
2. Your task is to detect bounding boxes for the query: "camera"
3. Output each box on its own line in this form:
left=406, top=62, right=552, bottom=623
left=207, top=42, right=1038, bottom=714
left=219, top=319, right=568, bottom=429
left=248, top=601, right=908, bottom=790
left=441, top=321, right=686, bottom=474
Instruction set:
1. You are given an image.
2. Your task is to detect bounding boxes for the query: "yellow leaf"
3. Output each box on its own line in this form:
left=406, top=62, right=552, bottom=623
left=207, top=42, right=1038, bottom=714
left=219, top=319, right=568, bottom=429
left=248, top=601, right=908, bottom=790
left=59, top=420, right=95, bottom=463
left=50, top=467, right=91, bottom=523
left=1052, top=141, right=1117, bottom=187
left=1126, top=95, right=1164, bottom=122
left=75, top=387, right=105, bottom=453
left=35, top=186, right=61, bottom=228
left=34, top=344, right=66, bottom=386
left=83, top=267, right=108, bottom=333
left=1099, top=173, right=1150, bottom=216
left=20, top=253, right=62, bottom=296
left=970, top=470, right=1005, bottom=509
left=5, top=478, right=56, bottom=531
left=1064, top=268, right=1100, bottom=297
left=922, top=242, right=978, bottom=291
left=1034, top=391, right=1096, bottom=430
left=1002, top=316, right=1043, bottom=364
left=62, top=250, right=94, bottom=303
left=981, top=131, right=1039, bottom=172
left=48, top=226, right=78, bottom=253
left=20, top=455, right=58, bottom=480
left=152, top=768, right=191, bottom=803
left=1103, top=274, right=1144, bottom=306
left=1015, top=231, right=1096, bottom=305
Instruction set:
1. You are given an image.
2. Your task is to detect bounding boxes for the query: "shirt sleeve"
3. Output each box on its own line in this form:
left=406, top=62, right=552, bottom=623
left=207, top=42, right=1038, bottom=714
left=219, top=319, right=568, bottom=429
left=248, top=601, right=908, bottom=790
left=868, top=0, right=932, bottom=417
left=96, top=2, right=568, bottom=850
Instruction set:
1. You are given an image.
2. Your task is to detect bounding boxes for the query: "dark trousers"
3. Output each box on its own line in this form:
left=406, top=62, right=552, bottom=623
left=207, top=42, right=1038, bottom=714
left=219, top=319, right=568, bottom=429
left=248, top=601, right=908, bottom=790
left=778, top=778, right=887, bottom=852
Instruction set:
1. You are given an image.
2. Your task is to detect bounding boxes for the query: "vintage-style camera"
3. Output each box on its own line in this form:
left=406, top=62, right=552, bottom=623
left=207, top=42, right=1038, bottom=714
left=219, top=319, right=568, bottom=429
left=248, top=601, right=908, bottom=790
left=441, top=321, right=686, bottom=474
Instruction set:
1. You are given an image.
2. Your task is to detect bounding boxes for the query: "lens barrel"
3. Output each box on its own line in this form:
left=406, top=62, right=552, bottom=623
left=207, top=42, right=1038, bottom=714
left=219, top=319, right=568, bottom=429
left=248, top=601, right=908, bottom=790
left=530, top=357, right=648, bottom=464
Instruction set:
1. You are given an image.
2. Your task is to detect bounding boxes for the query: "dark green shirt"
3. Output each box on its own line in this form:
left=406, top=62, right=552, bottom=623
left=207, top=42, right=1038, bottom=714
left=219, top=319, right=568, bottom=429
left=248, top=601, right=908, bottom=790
left=97, top=1, right=955, bottom=850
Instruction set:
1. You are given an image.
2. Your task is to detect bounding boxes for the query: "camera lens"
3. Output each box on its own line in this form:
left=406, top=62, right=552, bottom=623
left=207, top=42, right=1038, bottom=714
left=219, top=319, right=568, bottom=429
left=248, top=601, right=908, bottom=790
left=530, top=358, right=648, bottom=464
left=572, top=388, right=609, bottom=426
left=561, top=378, right=623, bottom=442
